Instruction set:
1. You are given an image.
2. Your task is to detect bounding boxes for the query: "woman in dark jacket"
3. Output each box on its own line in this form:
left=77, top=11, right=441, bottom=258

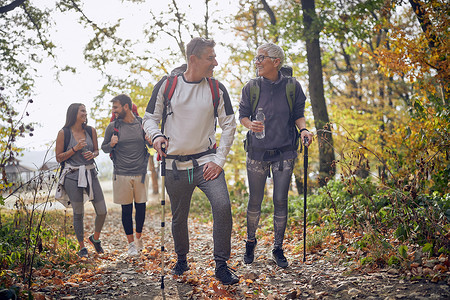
left=239, top=42, right=313, bottom=268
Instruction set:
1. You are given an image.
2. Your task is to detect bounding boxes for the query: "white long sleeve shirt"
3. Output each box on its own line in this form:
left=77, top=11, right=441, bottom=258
left=143, top=75, right=236, bottom=170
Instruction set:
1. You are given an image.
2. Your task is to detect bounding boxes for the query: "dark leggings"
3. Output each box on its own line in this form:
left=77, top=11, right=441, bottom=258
left=246, top=158, right=295, bottom=249
left=121, top=202, right=146, bottom=235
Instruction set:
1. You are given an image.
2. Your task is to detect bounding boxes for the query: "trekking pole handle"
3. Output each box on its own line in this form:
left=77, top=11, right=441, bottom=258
left=303, top=136, right=309, bottom=147
left=161, top=143, right=166, bottom=177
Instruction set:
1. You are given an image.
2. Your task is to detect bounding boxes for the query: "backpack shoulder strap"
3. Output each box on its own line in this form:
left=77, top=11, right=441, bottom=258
left=85, top=125, right=93, bottom=139
left=163, top=75, right=178, bottom=102
left=161, top=75, right=179, bottom=134
left=112, top=119, right=120, bottom=136
left=207, top=77, right=220, bottom=118
left=63, top=127, right=71, bottom=152
left=249, top=78, right=261, bottom=116
left=285, top=77, right=296, bottom=118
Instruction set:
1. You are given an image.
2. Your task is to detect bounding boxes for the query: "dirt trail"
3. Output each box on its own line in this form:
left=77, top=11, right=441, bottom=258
left=35, top=181, right=449, bottom=299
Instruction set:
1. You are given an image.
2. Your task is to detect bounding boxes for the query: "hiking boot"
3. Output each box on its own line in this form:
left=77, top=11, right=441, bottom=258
left=215, top=264, right=239, bottom=285
left=244, top=239, right=257, bottom=264
left=88, top=235, right=104, bottom=254
left=128, top=242, right=138, bottom=257
left=272, top=247, right=288, bottom=268
left=135, top=237, right=143, bottom=251
left=171, top=260, right=189, bottom=276
left=78, top=247, right=88, bottom=258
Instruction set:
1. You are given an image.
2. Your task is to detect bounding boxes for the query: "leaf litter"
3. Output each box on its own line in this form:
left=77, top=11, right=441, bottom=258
left=19, top=206, right=450, bottom=299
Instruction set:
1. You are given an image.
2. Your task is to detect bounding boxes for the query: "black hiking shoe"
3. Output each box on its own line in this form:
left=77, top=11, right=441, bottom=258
left=78, top=247, right=88, bottom=258
left=215, top=265, right=239, bottom=285
left=272, top=247, right=288, bottom=268
left=244, top=239, right=257, bottom=264
left=89, top=235, right=104, bottom=254
left=172, top=260, right=189, bottom=276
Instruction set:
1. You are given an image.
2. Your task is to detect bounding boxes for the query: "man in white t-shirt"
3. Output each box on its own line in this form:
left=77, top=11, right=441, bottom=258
left=143, top=37, right=238, bottom=285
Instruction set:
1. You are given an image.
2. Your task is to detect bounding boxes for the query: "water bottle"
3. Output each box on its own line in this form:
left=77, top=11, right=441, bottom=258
left=255, top=107, right=265, bottom=139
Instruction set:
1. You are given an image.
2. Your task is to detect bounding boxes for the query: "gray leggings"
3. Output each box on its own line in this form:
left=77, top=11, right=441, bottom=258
left=64, top=176, right=107, bottom=243
left=165, top=165, right=232, bottom=264
left=246, top=158, right=295, bottom=248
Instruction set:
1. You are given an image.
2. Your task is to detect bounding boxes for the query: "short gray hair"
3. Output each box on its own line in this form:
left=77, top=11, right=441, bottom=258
left=257, top=42, right=285, bottom=70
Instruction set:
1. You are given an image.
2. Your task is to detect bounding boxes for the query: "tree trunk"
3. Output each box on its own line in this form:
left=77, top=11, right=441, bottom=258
left=409, top=0, right=448, bottom=103
left=301, top=0, right=336, bottom=186
left=148, top=155, right=159, bottom=194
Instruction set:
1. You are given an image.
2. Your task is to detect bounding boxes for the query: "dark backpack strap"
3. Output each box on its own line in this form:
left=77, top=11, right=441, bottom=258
left=136, top=116, right=151, bottom=161
left=285, top=77, right=301, bottom=151
left=109, top=120, right=120, bottom=163
left=85, top=125, right=93, bottom=140
left=161, top=75, right=179, bottom=134
left=285, top=77, right=296, bottom=121
left=112, top=120, right=120, bottom=138
left=249, top=78, right=261, bottom=118
left=63, top=127, right=71, bottom=152
left=60, top=127, right=71, bottom=172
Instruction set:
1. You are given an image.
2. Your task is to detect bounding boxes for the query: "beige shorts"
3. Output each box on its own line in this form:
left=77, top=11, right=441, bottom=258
left=112, top=174, right=149, bottom=205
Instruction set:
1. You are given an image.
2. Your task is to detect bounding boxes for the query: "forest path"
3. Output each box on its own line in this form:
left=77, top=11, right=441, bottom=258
left=38, top=187, right=449, bottom=299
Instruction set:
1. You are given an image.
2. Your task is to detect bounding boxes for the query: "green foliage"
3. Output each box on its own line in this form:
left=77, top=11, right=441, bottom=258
left=398, top=245, right=408, bottom=259
left=0, top=208, right=76, bottom=271
left=422, top=243, right=433, bottom=257
left=388, top=255, right=401, bottom=266
left=306, top=175, right=449, bottom=260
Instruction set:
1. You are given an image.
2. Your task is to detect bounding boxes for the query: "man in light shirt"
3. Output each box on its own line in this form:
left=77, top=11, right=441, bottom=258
left=143, top=37, right=238, bottom=285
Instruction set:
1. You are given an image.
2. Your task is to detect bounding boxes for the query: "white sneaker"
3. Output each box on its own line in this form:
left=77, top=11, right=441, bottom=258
left=128, top=242, right=138, bottom=257
left=135, top=237, right=143, bottom=251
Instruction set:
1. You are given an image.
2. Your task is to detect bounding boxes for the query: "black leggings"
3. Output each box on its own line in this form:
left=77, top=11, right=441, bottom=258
left=121, top=202, right=146, bottom=235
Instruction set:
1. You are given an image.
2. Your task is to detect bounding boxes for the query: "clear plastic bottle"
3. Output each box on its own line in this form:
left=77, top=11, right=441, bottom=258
left=255, top=107, right=265, bottom=139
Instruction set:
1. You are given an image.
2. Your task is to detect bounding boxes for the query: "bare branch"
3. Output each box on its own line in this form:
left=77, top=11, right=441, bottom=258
left=21, top=4, right=54, bottom=57
left=260, top=0, right=276, bottom=26
left=0, top=0, right=26, bottom=14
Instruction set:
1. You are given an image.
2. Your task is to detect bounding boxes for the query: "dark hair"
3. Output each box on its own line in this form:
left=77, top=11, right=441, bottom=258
left=63, top=103, right=87, bottom=128
left=111, top=94, right=132, bottom=110
left=186, top=37, right=215, bottom=59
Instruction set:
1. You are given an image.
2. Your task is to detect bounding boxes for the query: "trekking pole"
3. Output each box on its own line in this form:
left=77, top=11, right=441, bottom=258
left=303, top=137, right=309, bottom=263
left=160, top=143, right=166, bottom=294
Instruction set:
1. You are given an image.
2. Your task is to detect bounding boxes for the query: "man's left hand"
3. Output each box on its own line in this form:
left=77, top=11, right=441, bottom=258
left=301, top=130, right=314, bottom=147
left=203, top=162, right=223, bottom=181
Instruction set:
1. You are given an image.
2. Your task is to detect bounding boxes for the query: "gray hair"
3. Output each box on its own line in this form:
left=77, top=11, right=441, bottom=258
left=186, top=37, right=216, bottom=60
left=257, top=42, right=285, bottom=70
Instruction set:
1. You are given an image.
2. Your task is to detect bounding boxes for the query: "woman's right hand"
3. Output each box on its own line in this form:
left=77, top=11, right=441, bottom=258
left=74, top=139, right=87, bottom=151
left=251, top=121, right=264, bottom=133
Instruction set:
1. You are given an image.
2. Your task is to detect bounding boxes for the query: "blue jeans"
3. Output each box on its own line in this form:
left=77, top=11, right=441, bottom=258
left=165, top=165, right=232, bottom=264
left=246, top=157, right=295, bottom=248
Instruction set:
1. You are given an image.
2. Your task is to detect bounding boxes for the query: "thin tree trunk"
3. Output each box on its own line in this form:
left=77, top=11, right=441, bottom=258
left=148, top=155, right=159, bottom=194
left=301, top=0, right=336, bottom=186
